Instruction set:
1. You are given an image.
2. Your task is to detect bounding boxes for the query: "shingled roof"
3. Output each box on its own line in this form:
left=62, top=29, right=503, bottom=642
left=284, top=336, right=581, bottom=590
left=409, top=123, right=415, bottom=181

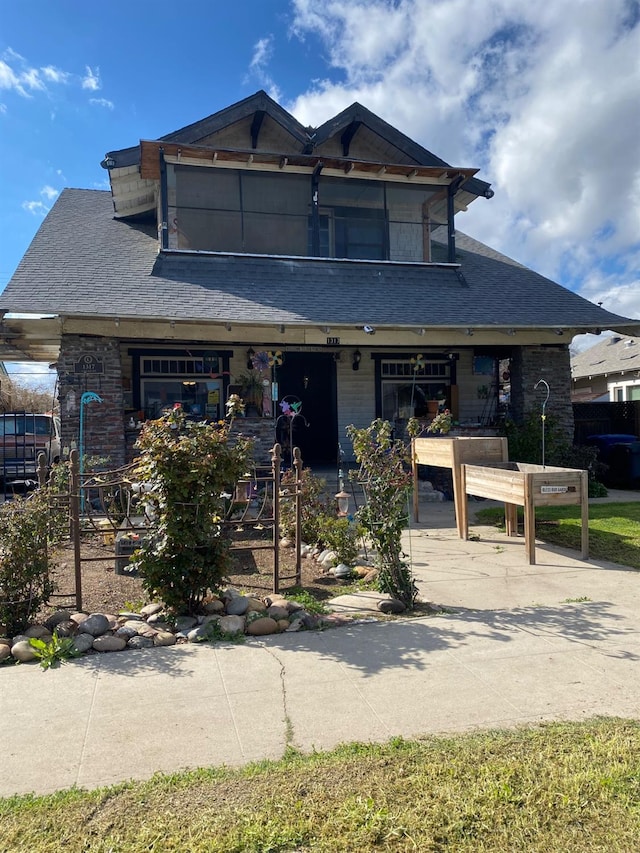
left=2, top=188, right=639, bottom=336
left=572, top=334, right=640, bottom=379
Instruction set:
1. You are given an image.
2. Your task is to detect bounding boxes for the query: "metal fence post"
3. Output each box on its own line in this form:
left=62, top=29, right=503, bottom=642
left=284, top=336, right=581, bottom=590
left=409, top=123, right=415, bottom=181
left=271, top=443, right=281, bottom=594
left=69, top=449, right=83, bottom=611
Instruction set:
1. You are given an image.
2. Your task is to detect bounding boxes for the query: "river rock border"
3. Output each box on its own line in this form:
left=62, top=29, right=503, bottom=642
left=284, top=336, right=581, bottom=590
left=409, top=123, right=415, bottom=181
left=0, top=587, right=362, bottom=664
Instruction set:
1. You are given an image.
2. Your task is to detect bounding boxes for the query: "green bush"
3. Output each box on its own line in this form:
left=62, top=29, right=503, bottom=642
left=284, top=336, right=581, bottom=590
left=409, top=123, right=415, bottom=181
left=505, top=412, right=607, bottom=493
left=0, top=490, right=56, bottom=637
left=317, top=515, right=364, bottom=566
left=131, top=407, right=251, bottom=614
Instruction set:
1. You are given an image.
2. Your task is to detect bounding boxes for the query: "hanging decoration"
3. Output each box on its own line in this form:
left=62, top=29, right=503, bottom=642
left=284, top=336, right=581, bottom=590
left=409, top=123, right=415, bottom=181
left=409, top=353, right=425, bottom=417
left=534, top=379, right=550, bottom=468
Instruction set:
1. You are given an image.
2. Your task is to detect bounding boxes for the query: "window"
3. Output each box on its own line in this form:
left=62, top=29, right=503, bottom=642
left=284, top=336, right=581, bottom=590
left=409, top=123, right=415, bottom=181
left=135, top=351, right=226, bottom=421
left=380, top=359, right=450, bottom=421
left=166, top=164, right=441, bottom=261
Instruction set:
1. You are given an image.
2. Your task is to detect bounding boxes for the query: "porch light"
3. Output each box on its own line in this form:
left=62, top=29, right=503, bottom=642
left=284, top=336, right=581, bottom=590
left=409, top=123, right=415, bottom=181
left=335, top=490, right=350, bottom=517
left=352, top=349, right=361, bottom=371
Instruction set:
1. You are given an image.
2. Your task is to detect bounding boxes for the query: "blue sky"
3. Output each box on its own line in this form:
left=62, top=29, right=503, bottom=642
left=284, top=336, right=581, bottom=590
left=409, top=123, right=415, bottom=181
left=1, top=0, right=639, bottom=385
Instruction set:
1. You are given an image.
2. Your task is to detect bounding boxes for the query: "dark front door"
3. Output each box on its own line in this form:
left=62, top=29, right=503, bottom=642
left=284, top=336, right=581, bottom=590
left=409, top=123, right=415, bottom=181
left=275, top=352, right=337, bottom=466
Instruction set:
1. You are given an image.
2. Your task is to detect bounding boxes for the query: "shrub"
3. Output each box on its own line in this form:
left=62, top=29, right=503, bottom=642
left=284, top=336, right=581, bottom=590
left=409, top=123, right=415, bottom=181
left=0, top=489, right=56, bottom=636
left=131, top=407, right=251, bottom=614
left=317, top=515, right=364, bottom=566
left=347, top=419, right=416, bottom=607
left=505, top=412, right=608, bottom=494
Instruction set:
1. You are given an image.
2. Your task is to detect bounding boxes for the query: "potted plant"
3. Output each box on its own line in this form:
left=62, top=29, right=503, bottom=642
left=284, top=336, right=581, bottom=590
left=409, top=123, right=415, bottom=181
left=236, top=370, right=264, bottom=417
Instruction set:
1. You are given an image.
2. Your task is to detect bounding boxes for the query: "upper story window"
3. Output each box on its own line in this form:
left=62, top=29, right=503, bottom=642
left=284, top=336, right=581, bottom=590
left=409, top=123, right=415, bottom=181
left=165, top=164, right=439, bottom=262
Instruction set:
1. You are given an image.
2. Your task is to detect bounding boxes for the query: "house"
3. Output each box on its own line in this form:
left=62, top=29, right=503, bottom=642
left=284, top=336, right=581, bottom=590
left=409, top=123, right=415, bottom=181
left=572, top=335, right=640, bottom=402
left=2, top=90, right=639, bottom=468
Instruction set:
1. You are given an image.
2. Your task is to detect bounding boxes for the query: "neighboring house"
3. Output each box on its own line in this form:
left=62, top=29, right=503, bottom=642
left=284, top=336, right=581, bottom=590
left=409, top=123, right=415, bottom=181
left=1, top=90, right=639, bottom=467
left=572, top=335, right=640, bottom=402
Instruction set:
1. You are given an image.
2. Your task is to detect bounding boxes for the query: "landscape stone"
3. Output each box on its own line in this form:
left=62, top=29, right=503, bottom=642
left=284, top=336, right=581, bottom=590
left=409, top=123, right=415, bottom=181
left=117, top=612, right=143, bottom=621
left=127, top=635, right=154, bottom=649
left=70, top=612, right=89, bottom=626
left=203, top=599, right=225, bottom=614
left=226, top=595, right=250, bottom=616
left=219, top=615, right=245, bottom=634
left=267, top=604, right=289, bottom=621
left=247, top=598, right=267, bottom=613
left=43, top=610, right=75, bottom=631
left=276, top=619, right=290, bottom=632
left=118, top=622, right=142, bottom=635
left=93, top=635, right=127, bottom=652
left=377, top=598, right=406, bottom=614
left=174, top=616, right=198, bottom=632
left=285, top=619, right=303, bottom=632
left=11, top=640, right=37, bottom=662
left=153, top=632, right=177, bottom=646
left=24, top=625, right=52, bottom=640
left=72, top=634, right=95, bottom=654
left=146, top=612, right=167, bottom=624
left=80, top=614, right=110, bottom=637
left=246, top=617, right=278, bottom=636
left=54, top=620, right=77, bottom=638
left=140, top=603, right=163, bottom=617
left=0, top=644, right=12, bottom=661
left=363, top=570, right=379, bottom=583
left=0, top=637, right=11, bottom=646
left=116, top=626, right=138, bottom=639
left=187, top=624, right=213, bottom=642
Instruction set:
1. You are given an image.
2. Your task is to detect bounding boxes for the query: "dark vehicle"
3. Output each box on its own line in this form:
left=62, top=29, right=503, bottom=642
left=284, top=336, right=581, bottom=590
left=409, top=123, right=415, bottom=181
left=0, top=413, right=61, bottom=483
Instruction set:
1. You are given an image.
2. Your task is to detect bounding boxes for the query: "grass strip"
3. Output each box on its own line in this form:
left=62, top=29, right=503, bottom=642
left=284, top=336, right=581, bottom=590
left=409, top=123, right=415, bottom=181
left=1, top=718, right=639, bottom=852
left=473, top=501, right=640, bottom=569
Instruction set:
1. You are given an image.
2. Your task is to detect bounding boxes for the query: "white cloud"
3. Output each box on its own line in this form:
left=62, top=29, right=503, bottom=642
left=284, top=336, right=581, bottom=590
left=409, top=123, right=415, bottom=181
left=22, top=200, right=49, bottom=216
left=82, top=66, right=101, bottom=91
left=21, top=185, right=60, bottom=216
left=246, top=36, right=282, bottom=102
left=89, top=97, right=114, bottom=109
left=287, top=0, right=640, bottom=320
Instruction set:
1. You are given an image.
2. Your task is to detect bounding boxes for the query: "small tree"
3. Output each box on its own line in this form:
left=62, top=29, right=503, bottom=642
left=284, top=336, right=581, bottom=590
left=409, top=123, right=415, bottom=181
left=347, top=419, right=416, bottom=607
left=131, top=407, right=251, bottom=614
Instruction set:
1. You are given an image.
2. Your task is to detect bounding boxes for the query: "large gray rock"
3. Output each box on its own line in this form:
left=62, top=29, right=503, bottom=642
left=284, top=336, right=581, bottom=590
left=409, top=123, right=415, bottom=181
left=115, top=626, right=138, bottom=639
left=43, top=610, right=75, bottom=631
left=218, top=615, right=245, bottom=635
left=187, top=624, right=214, bottom=643
left=174, top=616, right=198, bottom=633
left=23, top=625, right=52, bottom=640
left=226, top=595, right=250, bottom=616
left=267, top=604, right=289, bottom=621
left=127, top=635, right=154, bottom=649
left=72, top=633, right=94, bottom=654
left=81, top=614, right=111, bottom=637
left=92, top=635, right=127, bottom=652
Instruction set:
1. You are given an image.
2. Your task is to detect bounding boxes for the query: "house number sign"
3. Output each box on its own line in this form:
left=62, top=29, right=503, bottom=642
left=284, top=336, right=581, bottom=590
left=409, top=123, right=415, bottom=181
left=540, top=485, right=575, bottom=494
left=326, top=337, right=340, bottom=345
left=74, top=354, right=104, bottom=375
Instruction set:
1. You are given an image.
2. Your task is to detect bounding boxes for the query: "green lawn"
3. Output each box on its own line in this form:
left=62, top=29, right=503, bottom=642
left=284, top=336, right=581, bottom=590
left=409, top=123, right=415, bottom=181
left=473, top=501, right=640, bottom=569
left=1, top=719, right=639, bottom=852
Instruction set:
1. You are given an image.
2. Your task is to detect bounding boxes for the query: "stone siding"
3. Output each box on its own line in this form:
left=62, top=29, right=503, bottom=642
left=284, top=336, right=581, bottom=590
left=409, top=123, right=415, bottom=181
left=510, top=345, right=574, bottom=440
left=58, top=335, right=126, bottom=468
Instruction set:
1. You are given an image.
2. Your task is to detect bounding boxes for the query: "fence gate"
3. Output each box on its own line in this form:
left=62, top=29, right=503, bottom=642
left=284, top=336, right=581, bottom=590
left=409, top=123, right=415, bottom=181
left=60, top=443, right=301, bottom=611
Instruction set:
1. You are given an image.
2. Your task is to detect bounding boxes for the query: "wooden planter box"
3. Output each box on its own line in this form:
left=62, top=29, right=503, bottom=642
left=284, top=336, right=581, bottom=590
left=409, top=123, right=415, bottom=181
left=412, top=436, right=509, bottom=535
left=460, top=462, right=589, bottom=565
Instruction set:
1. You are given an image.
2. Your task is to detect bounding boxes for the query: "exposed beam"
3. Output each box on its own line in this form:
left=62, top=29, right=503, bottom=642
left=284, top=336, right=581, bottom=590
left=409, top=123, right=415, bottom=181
left=250, top=110, right=266, bottom=150
left=341, top=120, right=362, bottom=157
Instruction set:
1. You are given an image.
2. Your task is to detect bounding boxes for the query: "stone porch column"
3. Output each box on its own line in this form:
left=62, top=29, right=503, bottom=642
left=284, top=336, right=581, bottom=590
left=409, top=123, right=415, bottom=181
left=509, top=345, right=574, bottom=442
left=57, top=335, right=126, bottom=468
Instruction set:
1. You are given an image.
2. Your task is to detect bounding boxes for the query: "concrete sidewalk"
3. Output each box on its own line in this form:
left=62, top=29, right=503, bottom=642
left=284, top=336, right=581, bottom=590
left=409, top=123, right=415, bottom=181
left=2, top=493, right=640, bottom=798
